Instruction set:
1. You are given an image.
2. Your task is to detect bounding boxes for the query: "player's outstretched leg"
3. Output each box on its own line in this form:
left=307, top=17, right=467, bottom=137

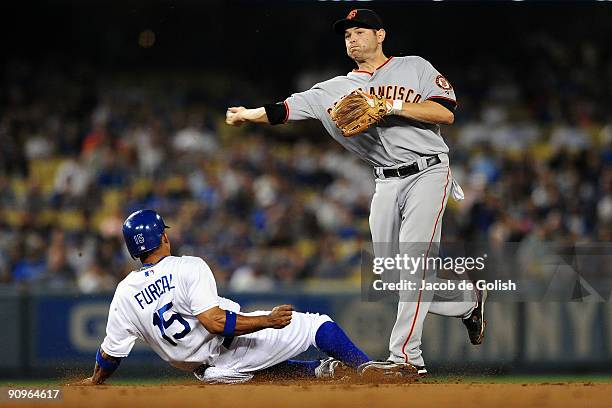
left=258, top=320, right=418, bottom=381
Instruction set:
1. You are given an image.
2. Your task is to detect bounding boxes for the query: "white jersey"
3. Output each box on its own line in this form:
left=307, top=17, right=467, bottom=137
left=101, top=255, right=224, bottom=371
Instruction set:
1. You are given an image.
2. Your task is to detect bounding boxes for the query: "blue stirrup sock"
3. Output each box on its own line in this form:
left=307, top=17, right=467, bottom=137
left=314, top=321, right=370, bottom=368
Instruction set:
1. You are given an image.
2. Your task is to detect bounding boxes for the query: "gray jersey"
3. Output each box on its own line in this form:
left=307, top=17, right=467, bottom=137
left=285, top=56, right=456, bottom=167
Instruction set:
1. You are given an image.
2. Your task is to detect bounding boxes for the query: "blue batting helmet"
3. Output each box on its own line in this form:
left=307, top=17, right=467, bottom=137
left=122, top=209, right=169, bottom=259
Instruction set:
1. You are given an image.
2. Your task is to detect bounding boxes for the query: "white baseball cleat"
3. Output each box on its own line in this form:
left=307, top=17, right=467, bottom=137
left=314, top=357, right=352, bottom=379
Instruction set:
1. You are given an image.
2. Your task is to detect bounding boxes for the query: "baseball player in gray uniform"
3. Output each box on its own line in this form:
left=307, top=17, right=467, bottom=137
left=226, top=9, right=487, bottom=375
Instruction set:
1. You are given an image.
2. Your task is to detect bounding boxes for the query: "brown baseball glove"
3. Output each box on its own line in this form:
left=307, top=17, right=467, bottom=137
left=330, top=90, right=391, bottom=137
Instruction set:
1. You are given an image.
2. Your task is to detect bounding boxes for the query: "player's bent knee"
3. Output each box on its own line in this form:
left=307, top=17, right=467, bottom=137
left=311, top=314, right=333, bottom=344
left=315, top=313, right=333, bottom=328
left=289, top=312, right=333, bottom=346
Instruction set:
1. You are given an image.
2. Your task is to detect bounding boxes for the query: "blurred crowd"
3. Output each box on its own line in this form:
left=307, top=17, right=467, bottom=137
left=1, top=34, right=611, bottom=292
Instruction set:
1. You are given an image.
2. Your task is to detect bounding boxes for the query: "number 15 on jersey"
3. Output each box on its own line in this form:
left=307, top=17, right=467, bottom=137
left=152, top=302, right=191, bottom=346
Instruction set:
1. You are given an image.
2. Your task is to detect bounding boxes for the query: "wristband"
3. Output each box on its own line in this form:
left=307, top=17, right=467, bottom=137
left=389, top=99, right=403, bottom=115
left=96, top=349, right=121, bottom=372
left=223, top=310, right=237, bottom=337
left=264, top=102, right=288, bottom=125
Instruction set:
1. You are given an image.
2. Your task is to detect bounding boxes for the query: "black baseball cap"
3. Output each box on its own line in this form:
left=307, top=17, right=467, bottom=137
left=333, top=9, right=384, bottom=34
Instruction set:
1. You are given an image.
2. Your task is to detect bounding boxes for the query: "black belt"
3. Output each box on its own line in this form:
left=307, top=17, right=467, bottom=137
left=380, top=155, right=441, bottom=179
left=222, top=336, right=234, bottom=349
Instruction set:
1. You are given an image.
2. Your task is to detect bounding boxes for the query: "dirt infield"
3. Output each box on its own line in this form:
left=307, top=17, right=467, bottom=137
left=11, top=381, right=611, bottom=408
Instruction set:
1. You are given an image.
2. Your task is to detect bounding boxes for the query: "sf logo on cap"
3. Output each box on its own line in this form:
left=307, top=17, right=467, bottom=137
left=347, top=9, right=358, bottom=20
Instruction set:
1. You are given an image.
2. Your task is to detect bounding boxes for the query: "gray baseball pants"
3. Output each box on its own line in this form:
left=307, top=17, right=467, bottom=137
left=369, top=154, right=477, bottom=367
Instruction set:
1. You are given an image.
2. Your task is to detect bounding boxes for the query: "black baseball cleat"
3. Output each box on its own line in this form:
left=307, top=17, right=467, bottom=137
left=414, top=365, right=428, bottom=377
left=462, top=287, right=488, bottom=345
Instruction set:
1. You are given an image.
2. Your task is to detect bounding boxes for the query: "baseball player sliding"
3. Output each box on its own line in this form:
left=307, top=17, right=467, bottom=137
left=225, top=9, right=487, bottom=375
left=80, top=209, right=416, bottom=385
